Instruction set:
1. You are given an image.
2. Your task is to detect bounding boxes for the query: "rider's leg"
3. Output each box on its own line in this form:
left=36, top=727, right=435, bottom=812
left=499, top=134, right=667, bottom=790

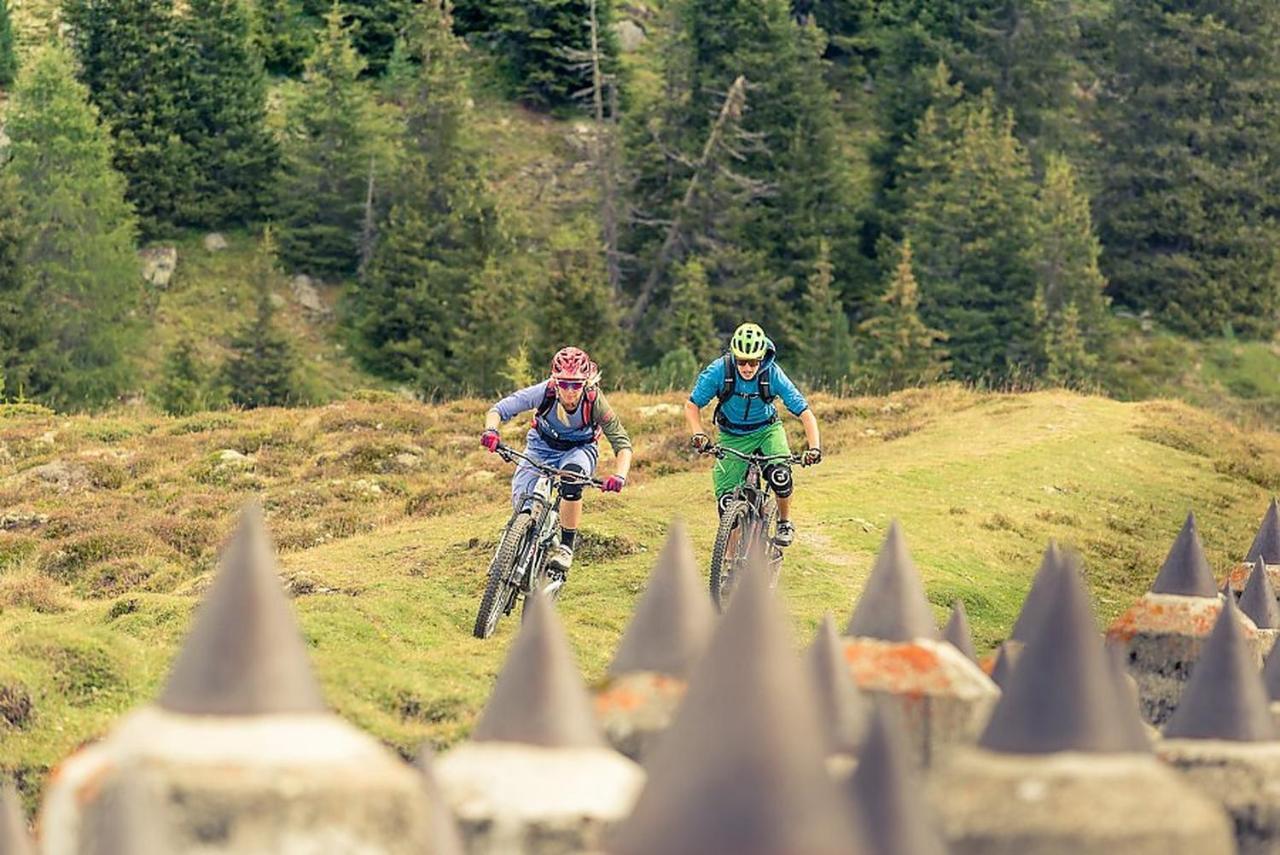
left=510, top=460, right=540, bottom=512
left=548, top=449, right=596, bottom=574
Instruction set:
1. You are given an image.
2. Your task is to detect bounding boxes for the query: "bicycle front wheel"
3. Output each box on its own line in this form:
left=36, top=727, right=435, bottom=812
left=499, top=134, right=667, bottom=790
left=473, top=513, right=535, bottom=639
left=710, top=500, right=752, bottom=611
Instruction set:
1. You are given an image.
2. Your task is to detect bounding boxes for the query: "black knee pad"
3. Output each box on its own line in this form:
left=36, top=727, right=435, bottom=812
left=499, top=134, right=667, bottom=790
left=764, top=463, right=793, bottom=498
left=717, top=493, right=735, bottom=515
left=560, top=464, right=587, bottom=501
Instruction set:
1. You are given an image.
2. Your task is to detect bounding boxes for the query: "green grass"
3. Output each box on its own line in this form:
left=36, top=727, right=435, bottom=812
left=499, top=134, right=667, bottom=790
left=1, top=387, right=1277, bottom=814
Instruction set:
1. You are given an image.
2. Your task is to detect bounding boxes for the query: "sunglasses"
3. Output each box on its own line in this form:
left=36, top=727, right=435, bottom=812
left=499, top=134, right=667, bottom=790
left=554, top=379, right=586, bottom=390
left=737, top=358, right=762, bottom=368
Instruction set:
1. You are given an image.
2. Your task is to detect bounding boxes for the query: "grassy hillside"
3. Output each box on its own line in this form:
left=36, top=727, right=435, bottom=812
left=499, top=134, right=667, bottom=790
left=0, top=387, right=1277, bottom=811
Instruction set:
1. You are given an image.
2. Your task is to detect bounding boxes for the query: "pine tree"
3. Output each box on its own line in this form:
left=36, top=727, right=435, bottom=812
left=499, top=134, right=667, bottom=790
left=0, top=0, right=17, bottom=88
left=495, top=0, right=621, bottom=111
left=173, top=0, right=280, bottom=228
left=857, top=240, right=948, bottom=391
left=1030, top=154, right=1109, bottom=357
left=453, top=259, right=532, bottom=396
left=224, top=230, right=297, bottom=408
left=156, top=337, right=207, bottom=415
left=1096, top=0, right=1280, bottom=337
left=794, top=240, right=853, bottom=389
left=62, top=0, right=193, bottom=235
left=901, top=94, right=1040, bottom=379
left=655, top=257, right=718, bottom=365
left=276, top=6, right=379, bottom=280
left=1040, top=301, right=1096, bottom=387
left=253, top=0, right=315, bottom=75
left=5, top=44, right=140, bottom=410
left=353, top=0, right=504, bottom=397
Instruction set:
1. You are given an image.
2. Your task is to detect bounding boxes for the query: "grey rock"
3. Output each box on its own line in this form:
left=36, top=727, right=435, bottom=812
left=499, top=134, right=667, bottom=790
left=845, top=521, right=939, bottom=642
left=614, top=19, right=646, bottom=51
left=1163, top=597, right=1275, bottom=741
left=203, top=232, right=229, bottom=252
left=610, top=561, right=868, bottom=854
left=26, top=460, right=91, bottom=491
left=1151, top=511, right=1217, bottom=597
left=138, top=246, right=177, bottom=288
left=291, top=274, right=331, bottom=320
left=472, top=590, right=604, bottom=749
left=158, top=502, right=327, bottom=715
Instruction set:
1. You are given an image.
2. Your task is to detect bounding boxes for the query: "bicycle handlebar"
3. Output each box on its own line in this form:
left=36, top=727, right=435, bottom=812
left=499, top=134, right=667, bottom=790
left=495, top=444, right=606, bottom=488
left=703, top=445, right=811, bottom=467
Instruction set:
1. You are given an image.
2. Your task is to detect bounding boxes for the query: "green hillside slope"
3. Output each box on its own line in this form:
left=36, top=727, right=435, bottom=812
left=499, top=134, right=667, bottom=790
left=0, top=388, right=1277, bottom=810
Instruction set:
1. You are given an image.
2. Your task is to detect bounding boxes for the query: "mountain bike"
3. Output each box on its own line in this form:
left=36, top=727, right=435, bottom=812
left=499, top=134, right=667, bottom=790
left=472, top=443, right=603, bottom=639
left=700, top=445, right=809, bottom=610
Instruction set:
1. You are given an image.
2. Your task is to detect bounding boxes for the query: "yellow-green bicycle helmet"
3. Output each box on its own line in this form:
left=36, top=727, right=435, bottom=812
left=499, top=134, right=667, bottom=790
left=730, top=322, right=768, bottom=360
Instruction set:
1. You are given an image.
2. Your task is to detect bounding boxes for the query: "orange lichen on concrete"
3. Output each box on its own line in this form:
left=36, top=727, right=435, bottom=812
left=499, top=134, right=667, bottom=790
left=594, top=673, right=686, bottom=715
left=841, top=639, right=956, bottom=696
left=1227, top=562, right=1280, bottom=595
left=1106, top=594, right=1233, bottom=643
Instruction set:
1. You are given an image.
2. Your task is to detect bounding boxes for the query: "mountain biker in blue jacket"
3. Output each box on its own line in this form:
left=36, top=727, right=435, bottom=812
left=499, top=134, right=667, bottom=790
left=481, top=346, right=633, bottom=576
left=684, top=323, right=821, bottom=547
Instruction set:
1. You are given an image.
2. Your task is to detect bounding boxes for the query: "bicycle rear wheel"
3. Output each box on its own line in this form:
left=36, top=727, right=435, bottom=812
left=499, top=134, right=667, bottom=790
left=473, top=513, right=535, bottom=639
left=762, top=496, right=782, bottom=590
left=710, top=501, right=752, bottom=611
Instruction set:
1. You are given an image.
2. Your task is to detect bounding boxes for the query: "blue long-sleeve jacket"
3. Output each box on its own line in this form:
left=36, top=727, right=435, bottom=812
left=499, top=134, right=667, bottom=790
left=689, top=340, right=808, bottom=435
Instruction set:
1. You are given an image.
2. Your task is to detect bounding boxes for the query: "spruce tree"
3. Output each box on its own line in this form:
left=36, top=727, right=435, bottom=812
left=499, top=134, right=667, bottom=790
left=340, top=0, right=414, bottom=74
left=253, top=0, right=315, bottom=76
left=794, top=240, right=853, bottom=389
left=901, top=94, right=1040, bottom=379
left=1030, top=154, right=1109, bottom=355
left=353, top=0, right=504, bottom=397
left=627, top=0, right=862, bottom=349
left=276, top=6, right=379, bottom=280
left=224, top=230, right=297, bottom=408
left=1096, top=0, right=1280, bottom=337
left=655, top=257, right=719, bottom=365
left=157, top=337, right=207, bottom=415
left=5, top=44, right=140, bottom=410
left=174, top=0, right=280, bottom=228
left=495, top=0, right=621, bottom=111
left=453, top=260, right=532, bottom=396
left=857, top=240, right=948, bottom=391
left=0, top=172, right=31, bottom=397
left=1038, top=300, right=1096, bottom=387
left=62, top=0, right=193, bottom=235
left=0, top=0, right=17, bottom=88
left=533, top=220, right=626, bottom=380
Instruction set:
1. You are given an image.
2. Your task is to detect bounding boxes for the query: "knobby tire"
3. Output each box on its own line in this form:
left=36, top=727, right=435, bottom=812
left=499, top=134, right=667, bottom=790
left=473, top=512, right=535, bottom=639
left=710, top=500, right=751, bottom=611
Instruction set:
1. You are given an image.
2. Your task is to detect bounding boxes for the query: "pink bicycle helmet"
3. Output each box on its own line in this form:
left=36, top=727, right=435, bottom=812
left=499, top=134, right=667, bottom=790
left=550, top=347, right=599, bottom=384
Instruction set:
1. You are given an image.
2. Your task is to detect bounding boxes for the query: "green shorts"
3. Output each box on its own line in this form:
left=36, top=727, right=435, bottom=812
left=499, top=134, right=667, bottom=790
left=713, top=421, right=791, bottom=498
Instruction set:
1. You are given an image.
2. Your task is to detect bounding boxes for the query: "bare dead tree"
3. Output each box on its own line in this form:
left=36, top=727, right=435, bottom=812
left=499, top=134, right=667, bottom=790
left=357, top=153, right=377, bottom=284
left=624, top=75, right=749, bottom=330
left=588, top=0, right=622, bottom=298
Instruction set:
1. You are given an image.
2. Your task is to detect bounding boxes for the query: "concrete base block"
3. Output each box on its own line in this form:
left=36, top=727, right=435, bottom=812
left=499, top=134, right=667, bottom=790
left=840, top=637, right=999, bottom=767
left=40, top=707, right=434, bottom=855
left=929, top=748, right=1234, bottom=854
left=1228, top=562, right=1280, bottom=597
left=1106, top=593, right=1265, bottom=725
left=593, top=671, right=688, bottom=763
left=435, top=743, right=644, bottom=855
left=1160, top=739, right=1280, bottom=855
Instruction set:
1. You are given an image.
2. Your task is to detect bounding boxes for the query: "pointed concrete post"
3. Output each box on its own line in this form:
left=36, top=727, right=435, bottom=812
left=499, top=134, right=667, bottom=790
left=1227, top=498, right=1280, bottom=593
left=989, top=642, right=1021, bottom=692
left=594, top=519, right=715, bottom=761
left=847, top=701, right=947, bottom=855
left=436, top=590, right=644, bottom=854
left=40, top=503, right=435, bottom=855
left=1239, top=556, right=1280, bottom=650
left=929, top=560, right=1232, bottom=854
left=979, top=543, right=1066, bottom=674
left=1264, top=634, right=1280, bottom=733
left=943, top=599, right=977, bottom=662
left=1107, top=511, right=1266, bottom=724
left=415, top=746, right=466, bottom=855
left=1, top=783, right=33, bottom=855
left=608, top=560, right=868, bottom=855
left=841, top=522, right=997, bottom=767
left=806, top=614, right=869, bottom=767
left=1160, top=599, right=1280, bottom=854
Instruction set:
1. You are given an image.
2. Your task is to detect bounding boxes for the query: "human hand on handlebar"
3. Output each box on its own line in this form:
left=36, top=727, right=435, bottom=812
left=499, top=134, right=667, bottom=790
left=602, top=475, right=626, bottom=493
left=801, top=447, right=822, bottom=466
left=691, top=432, right=712, bottom=454
left=480, top=429, right=500, bottom=452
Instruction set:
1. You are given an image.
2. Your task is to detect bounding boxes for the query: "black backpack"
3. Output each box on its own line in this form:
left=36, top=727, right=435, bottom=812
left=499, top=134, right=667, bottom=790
left=713, top=353, right=775, bottom=429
